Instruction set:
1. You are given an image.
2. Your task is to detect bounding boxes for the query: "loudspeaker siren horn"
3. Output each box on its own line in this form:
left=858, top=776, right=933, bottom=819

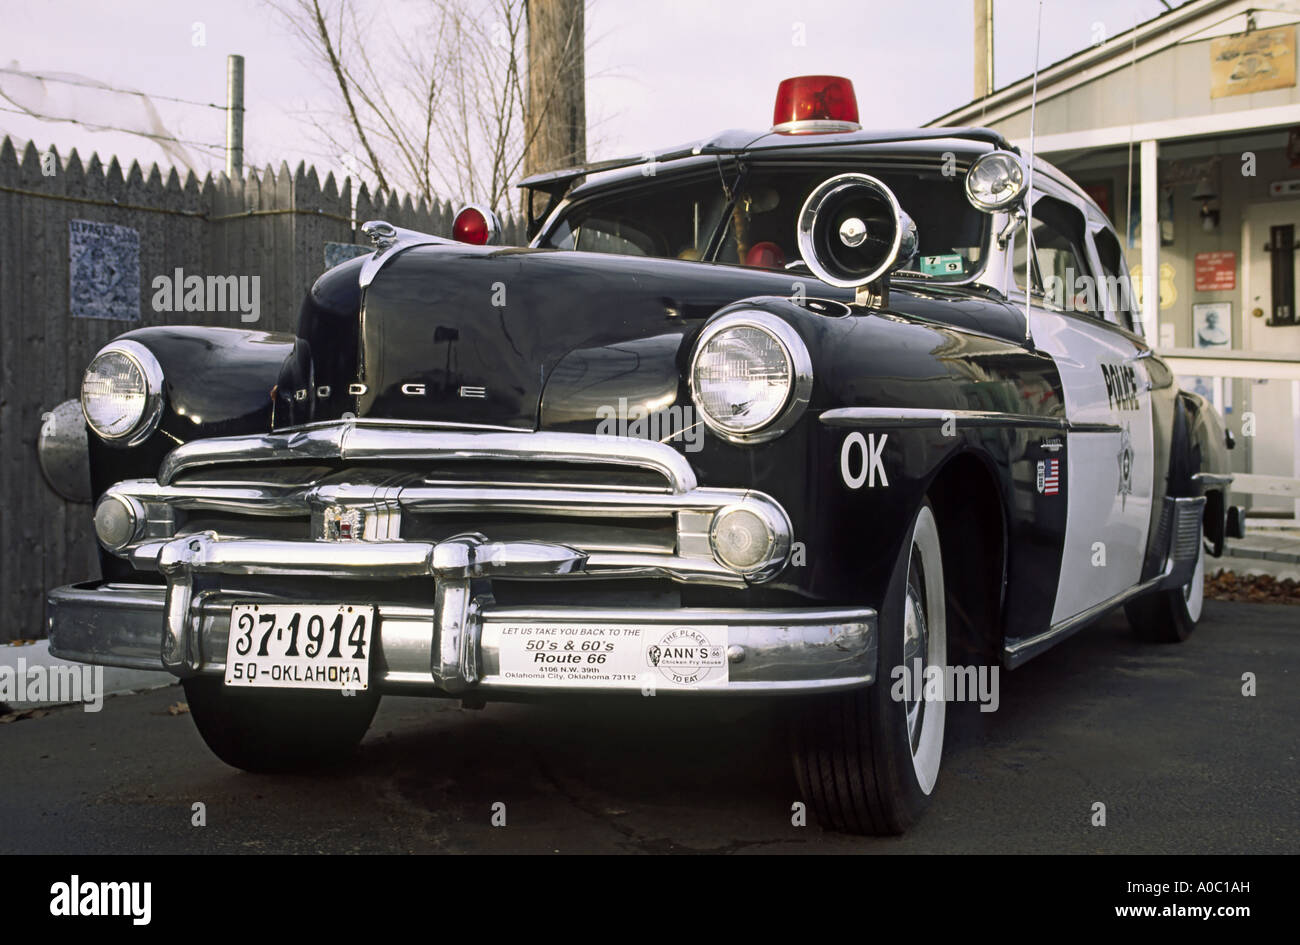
left=796, top=173, right=918, bottom=291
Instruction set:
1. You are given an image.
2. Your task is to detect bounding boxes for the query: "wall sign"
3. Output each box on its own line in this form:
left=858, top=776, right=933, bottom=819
left=1194, top=251, right=1236, bottom=291
left=1130, top=262, right=1177, bottom=311
left=69, top=219, right=140, bottom=321
left=1211, top=25, right=1297, bottom=98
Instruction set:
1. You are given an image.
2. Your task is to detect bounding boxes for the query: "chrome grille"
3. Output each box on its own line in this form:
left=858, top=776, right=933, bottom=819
left=99, top=423, right=793, bottom=587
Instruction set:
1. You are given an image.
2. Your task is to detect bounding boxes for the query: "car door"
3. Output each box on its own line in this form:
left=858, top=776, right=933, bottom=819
left=1012, top=194, right=1156, bottom=624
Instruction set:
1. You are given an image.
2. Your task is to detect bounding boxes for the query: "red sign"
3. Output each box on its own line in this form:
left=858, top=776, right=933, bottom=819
left=1195, top=251, right=1236, bottom=291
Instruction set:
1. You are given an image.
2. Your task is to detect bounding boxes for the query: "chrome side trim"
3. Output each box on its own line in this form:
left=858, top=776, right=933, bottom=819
left=1003, top=496, right=1206, bottom=668
left=158, top=423, right=699, bottom=493
left=819, top=407, right=1119, bottom=434
left=1192, top=471, right=1235, bottom=488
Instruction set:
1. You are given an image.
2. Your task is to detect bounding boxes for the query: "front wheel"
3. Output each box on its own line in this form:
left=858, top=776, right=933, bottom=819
left=182, top=677, right=381, bottom=773
left=1124, top=524, right=1205, bottom=643
left=791, top=501, right=947, bottom=835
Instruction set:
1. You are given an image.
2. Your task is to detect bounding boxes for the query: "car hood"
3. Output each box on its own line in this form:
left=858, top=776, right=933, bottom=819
left=344, top=244, right=852, bottom=429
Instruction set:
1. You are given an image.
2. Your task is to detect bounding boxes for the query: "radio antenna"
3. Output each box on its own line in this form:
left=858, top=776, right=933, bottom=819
left=1024, top=0, right=1044, bottom=347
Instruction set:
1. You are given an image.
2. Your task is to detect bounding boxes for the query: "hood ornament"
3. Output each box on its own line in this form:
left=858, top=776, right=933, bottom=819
left=357, top=220, right=452, bottom=289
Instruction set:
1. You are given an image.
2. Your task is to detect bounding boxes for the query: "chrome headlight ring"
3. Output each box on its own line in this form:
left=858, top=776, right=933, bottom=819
left=81, top=339, right=165, bottom=447
left=689, top=310, right=813, bottom=445
left=710, top=495, right=794, bottom=581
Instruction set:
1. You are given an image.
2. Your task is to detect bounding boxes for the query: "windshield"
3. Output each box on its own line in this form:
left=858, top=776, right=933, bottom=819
left=541, top=161, right=991, bottom=282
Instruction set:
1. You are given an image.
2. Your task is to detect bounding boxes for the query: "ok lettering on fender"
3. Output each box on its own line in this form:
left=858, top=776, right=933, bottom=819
left=841, top=432, right=889, bottom=488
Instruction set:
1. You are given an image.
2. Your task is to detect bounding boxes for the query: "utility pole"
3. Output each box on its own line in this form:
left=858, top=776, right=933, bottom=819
left=524, top=0, right=585, bottom=180
left=974, top=0, right=994, bottom=99
left=226, top=54, right=245, bottom=179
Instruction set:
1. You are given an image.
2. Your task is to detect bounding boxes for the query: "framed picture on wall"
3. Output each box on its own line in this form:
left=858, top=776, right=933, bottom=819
left=1193, top=301, right=1232, bottom=348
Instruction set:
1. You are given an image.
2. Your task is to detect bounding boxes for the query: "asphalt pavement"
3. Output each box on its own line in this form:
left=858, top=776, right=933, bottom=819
left=1, top=600, right=1296, bottom=854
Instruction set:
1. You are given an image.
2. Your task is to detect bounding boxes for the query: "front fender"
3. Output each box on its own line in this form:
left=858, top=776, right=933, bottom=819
left=83, top=326, right=295, bottom=581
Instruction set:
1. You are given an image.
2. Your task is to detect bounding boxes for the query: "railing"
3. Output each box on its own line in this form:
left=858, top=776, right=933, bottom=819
left=1158, top=348, right=1300, bottom=522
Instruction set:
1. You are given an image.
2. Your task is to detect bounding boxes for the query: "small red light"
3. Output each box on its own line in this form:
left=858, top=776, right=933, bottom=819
left=745, top=241, right=786, bottom=269
left=453, top=207, right=490, bottom=244
left=772, top=75, right=860, bottom=132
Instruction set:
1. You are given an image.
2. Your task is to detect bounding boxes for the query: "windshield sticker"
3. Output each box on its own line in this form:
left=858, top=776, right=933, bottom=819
left=921, top=254, right=963, bottom=276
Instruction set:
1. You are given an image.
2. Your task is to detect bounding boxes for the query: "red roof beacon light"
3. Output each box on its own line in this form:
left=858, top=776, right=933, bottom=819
left=772, top=75, right=861, bottom=135
left=452, top=205, right=502, bottom=245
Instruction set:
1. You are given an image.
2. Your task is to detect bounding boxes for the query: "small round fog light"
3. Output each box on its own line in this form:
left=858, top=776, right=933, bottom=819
left=711, top=506, right=775, bottom=573
left=94, top=495, right=142, bottom=551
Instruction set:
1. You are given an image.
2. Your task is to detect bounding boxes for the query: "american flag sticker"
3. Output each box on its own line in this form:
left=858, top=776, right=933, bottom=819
left=1037, top=459, right=1060, bottom=495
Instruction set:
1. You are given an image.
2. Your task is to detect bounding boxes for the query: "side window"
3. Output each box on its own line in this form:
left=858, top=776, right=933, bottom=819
left=1010, top=221, right=1033, bottom=293
left=574, top=221, right=651, bottom=256
left=1094, top=227, right=1138, bottom=333
left=1027, top=197, right=1098, bottom=317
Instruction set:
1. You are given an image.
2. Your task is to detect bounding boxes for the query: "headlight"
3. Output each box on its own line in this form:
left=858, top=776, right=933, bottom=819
left=690, top=311, right=812, bottom=443
left=81, top=340, right=164, bottom=446
left=964, top=149, right=1027, bottom=212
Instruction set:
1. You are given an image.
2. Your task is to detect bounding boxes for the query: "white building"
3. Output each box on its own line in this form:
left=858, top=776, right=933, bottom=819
left=932, top=0, right=1300, bottom=517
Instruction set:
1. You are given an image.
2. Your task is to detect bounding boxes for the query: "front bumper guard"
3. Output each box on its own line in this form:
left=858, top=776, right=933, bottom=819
left=48, top=531, right=877, bottom=696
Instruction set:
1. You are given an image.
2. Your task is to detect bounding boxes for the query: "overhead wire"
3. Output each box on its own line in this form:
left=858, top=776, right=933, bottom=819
left=0, top=66, right=226, bottom=112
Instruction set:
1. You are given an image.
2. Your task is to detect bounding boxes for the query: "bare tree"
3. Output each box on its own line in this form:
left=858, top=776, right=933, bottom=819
left=268, top=0, right=586, bottom=213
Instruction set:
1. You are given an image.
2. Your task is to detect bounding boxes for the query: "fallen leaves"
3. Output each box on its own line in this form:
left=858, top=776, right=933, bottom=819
left=1206, top=570, right=1300, bottom=605
left=0, top=708, right=51, bottom=723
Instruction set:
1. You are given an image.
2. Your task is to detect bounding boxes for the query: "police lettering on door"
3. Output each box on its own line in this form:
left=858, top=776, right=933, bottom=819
left=1101, top=362, right=1141, bottom=411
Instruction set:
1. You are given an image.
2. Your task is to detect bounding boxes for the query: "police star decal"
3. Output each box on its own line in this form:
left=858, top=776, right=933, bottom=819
left=1117, top=423, right=1134, bottom=510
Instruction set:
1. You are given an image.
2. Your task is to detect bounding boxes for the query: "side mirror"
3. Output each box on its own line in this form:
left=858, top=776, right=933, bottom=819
left=796, top=173, right=918, bottom=306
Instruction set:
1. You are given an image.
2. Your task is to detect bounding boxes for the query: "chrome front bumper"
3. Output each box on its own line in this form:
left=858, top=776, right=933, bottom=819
left=47, top=577, right=877, bottom=697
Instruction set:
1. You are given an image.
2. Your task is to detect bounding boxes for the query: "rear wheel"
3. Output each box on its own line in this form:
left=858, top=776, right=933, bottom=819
left=1124, top=523, right=1205, bottom=644
left=791, top=501, right=947, bottom=834
left=183, top=677, right=380, bottom=773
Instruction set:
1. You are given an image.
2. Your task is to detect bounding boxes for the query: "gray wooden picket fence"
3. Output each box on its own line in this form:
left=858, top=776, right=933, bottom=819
left=0, top=136, right=524, bottom=641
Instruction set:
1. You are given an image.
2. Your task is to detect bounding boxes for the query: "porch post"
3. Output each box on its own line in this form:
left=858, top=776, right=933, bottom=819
left=1140, top=138, right=1160, bottom=343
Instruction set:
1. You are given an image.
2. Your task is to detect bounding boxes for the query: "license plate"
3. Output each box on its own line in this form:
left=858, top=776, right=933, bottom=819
left=224, top=604, right=374, bottom=691
left=494, top=623, right=728, bottom=689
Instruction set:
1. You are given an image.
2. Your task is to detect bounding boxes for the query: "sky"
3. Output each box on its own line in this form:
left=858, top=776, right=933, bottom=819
left=0, top=0, right=1179, bottom=193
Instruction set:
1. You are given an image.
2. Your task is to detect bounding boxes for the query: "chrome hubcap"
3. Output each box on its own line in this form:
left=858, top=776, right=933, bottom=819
left=902, top=568, right=928, bottom=753
left=900, top=505, right=946, bottom=796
